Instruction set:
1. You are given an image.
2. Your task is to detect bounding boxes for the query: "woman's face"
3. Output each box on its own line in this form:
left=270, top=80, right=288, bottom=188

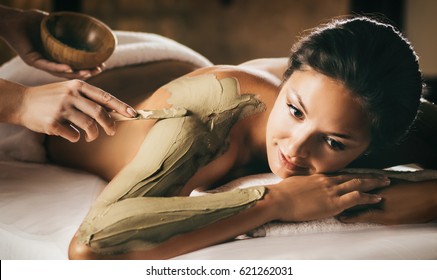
left=266, top=68, right=371, bottom=178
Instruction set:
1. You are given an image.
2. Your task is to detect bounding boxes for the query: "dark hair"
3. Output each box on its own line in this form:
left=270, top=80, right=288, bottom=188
left=284, top=16, right=423, bottom=150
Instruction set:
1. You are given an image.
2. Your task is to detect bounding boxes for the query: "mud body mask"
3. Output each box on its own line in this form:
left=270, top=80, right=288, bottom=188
left=77, top=74, right=266, bottom=254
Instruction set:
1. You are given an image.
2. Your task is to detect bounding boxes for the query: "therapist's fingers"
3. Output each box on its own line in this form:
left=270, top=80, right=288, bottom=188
left=77, top=80, right=137, bottom=118
left=30, top=54, right=104, bottom=79
left=26, top=53, right=85, bottom=79
left=72, top=94, right=116, bottom=137
left=26, top=52, right=72, bottom=73
left=50, top=121, right=81, bottom=143
left=46, top=66, right=103, bottom=79
left=21, top=79, right=132, bottom=142
left=65, top=109, right=100, bottom=142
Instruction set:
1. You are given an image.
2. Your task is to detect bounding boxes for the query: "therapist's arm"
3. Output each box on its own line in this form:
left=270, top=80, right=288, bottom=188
left=0, top=78, right=136, bottom=142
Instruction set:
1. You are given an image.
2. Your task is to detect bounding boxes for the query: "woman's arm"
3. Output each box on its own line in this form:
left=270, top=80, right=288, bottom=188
left=69, top=173, right=389, bottom=259
left=339, top=179, right=437, bottom=224
left=343, top=101, right=437, bottom=224
left=69, top=188, right=275, bottom=260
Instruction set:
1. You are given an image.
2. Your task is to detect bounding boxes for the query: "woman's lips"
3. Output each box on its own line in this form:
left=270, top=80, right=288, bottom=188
left=278, top=148, right=308, bottom=173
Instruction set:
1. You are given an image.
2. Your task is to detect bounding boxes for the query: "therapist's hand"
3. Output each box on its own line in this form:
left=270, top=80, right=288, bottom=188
left=18, top=79, right=137, bottom=142
left=1, top=7, right=103, bottom=79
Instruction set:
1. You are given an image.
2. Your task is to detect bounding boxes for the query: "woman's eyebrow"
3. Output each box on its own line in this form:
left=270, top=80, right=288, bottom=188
left=290, top=89, right=308, bottom=115
left=329, top=132, right=352, bottom=140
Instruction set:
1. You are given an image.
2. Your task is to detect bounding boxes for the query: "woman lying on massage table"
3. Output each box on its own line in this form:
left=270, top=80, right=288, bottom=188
left=46, top=16, right=437, bottom=259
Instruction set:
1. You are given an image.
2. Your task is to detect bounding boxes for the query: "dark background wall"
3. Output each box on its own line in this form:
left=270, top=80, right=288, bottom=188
left=1, top=0, right=435, bottom=100
left=1, top=0, right=351, bottom=65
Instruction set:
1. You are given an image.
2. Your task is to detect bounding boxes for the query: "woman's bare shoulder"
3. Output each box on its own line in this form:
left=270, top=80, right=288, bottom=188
left=239, top=57, right=289, bottom=80
left=134, top=64, right=278, bottom=116
left=187, top=64, right=282, bottom=89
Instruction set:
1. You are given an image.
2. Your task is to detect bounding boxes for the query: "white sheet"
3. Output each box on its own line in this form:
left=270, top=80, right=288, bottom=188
left=175, top=224, right=437, bottom=260
left=0, top=161, right=105, bottom=259
left=0, top=160, right=436, bottom=260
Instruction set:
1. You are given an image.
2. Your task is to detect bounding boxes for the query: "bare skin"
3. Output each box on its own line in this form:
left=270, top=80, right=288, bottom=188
left=45, top=60, right=437, bottom=259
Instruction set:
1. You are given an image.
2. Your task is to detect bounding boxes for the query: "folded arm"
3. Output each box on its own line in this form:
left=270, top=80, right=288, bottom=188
left=339, top=178, right=437, bottom=224
left=343, top=100, right=437, bottom=224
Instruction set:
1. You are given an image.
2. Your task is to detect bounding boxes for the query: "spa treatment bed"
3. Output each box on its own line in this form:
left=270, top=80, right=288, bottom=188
left=1, top=31, right=436, bottom=260
left=1, top=159, right=436, bottom=260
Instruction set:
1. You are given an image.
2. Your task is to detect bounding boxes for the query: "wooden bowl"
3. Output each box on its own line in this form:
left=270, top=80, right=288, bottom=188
left=40, top=12, right=116, bottom=70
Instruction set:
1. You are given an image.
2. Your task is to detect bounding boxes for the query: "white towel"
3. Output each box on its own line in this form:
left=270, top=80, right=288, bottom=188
left=0, top=31, right=212, bottom=86
left=0, top=31, right=213, bottom=162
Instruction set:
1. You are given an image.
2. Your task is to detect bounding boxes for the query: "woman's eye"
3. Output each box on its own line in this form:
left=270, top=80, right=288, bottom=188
left=287, top=103, right=304, bottom=119
left=324, top=136, right=345, bottom=151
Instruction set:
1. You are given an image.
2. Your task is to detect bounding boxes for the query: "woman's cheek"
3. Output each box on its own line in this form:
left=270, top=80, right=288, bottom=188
left=315, top=154, right=355, bottom=173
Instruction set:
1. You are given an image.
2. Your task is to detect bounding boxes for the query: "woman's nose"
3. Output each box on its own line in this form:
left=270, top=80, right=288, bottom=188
left=283, top=130, right=310, bottom=159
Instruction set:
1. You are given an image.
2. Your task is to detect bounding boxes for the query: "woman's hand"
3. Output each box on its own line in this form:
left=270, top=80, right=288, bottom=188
left=12, top=79, right=136, bottom=142
left=0, top=7, right=102, bottom=79
left=266, top=173, right=391, bottom=222
left=338, top=179, right=437, bottom=225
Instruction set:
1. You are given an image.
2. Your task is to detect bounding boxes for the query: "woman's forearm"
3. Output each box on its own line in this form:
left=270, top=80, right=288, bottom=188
left=70, top=188, right=277, bottom=260
left=127, top=192, right=276, bottom=259
left=76, top=186, right=268, bottom=255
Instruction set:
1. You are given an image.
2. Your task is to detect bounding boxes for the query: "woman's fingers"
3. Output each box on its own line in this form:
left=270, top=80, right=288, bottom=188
left=338, top=191, right=382, bottom=210
left=334, top=174, right=390, bottom=195
left=336, top=175, right=389, bottom=209
left=324, top=174, right=389, bottom=213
